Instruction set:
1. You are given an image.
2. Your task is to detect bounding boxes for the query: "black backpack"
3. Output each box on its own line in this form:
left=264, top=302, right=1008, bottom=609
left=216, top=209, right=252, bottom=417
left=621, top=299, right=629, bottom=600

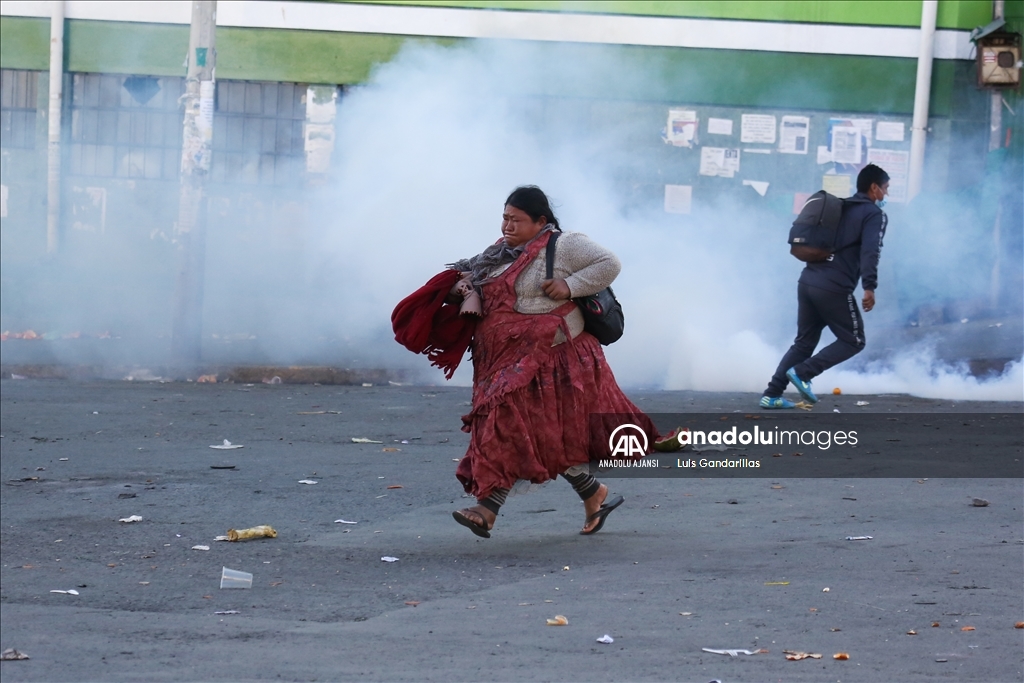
left=788, top=190, right=845, bottom=262
left=545, top=231, right=624, bottom=345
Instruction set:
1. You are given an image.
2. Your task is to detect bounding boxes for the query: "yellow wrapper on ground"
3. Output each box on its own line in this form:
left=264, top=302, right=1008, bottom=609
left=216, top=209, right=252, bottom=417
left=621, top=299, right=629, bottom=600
left=227, top=525, right=277, bottom=541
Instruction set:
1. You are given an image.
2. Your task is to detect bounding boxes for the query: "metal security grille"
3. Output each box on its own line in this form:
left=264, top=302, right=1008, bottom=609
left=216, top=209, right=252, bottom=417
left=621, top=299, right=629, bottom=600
left=68, top=73, right=185, bottom=179
left=211, top=80, right=307, bottom=185
left=0, top=69, right=39, bottom=149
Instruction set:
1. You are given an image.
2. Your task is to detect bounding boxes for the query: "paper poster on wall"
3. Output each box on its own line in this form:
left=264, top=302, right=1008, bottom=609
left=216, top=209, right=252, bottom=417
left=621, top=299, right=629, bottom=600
left=667, top=109, right=698, bottom=147
left=822, top=174, right=852, bottom=197
left=793, top=192, right=812, bottom=214
left=699, top=147, right=740, bottom=177
left=742, top=180, right=770, bottom=196
left=851, top=118, right=874, bottom=146
left=876, top=121, right=906, bottom=142
left=830, top=126, right=862, bottom=164
left=779, top=115, right=810, bottom=154
left=707, top=117, right=734, bottom=136
left=816, top=146, right=833, bottom=164
left=664, top=184, right=692, bottom=214
left=741, top=114, right=776, bottom=144
left=867, top=148, right=909, bottom=203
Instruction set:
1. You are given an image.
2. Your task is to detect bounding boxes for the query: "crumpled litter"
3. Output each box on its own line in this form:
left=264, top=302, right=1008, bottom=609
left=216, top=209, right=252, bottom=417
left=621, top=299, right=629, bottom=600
left=546, top=615, right=569, bottom=626
left=845, top=535, right=873, bottom=541
left=50, top=589, right=79, bottom=595
left=381, top=556, right=399, bottom=563
left=856, top=401, right=870, bottom=406
left=833, top=652, right=850, bottom=660
left=702, top=647, right=768, bottom=656
left=192, top=545, right=210, bottom=551
left=0, top=648, right=30, bottom=660
left=971, top=498, right=989, bottom=507
left=334, top=519, right=357, bottom=524
left=263, top=376, right=282, bottom=384
left=352, top=437, right=383, bottom=444
left=596, top=634, right=614, bottom=644
left=118, top=515, right=143, bottom=523
left=784, top=650, right=823, bottom=660
left=210, top=439, right=244, bottom=450
left=214, top=610, right=240, bottom=615
left=298, top=479, right=318, bottom=485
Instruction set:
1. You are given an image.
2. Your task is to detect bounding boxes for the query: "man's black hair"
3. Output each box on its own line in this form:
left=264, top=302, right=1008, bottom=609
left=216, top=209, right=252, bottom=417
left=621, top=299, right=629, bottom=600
left=857, top=164, right=890, bottom=194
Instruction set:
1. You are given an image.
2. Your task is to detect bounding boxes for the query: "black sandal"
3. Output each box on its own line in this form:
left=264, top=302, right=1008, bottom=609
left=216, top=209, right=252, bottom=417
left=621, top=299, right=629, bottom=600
left=452, top=509, right=492, bottom=538
left=580, top=495, right=624, bottom=535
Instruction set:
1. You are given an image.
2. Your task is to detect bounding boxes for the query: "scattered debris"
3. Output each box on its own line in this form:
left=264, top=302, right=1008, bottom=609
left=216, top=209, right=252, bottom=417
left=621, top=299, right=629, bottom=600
left=932, top=622, right=941, bottom=627
left=971, top=498, right=990, bottom=507
left=382, top=447, right=401, bottom=452
left=822, top=587, right=830, bottom=592
left=210, top=465, right=236, bottom=470
left=856, top=400, right=870, bottom=406
left=50, top=589, right=79, bottom=595
left=361, top=383, right=373, bottom=387
left=263, top=376, right=282, bottom=384
left=404, top=601, right=420, bottom=607
left=298, top=479, right=318, bottom=485
left=783, top=650, right=822, bottom=660
left=214, top=610, right=240, bottom=615
left=562, top=566, right=570, bottom=571
left=764, top=581, right=790, bottom=586
left=214, top=535, right=230, bottom=542
left=833, top=652, right=850, bottom=660
left=351, top=437, right=383, bottom=444
left=0, top=649, right=30, bottom=660
left=297, top=410, right=341, bottom=415
left=596, top=635, right=614, bottom=644
left=386, top=484, right=403, bottom=489
left=546, top=615, right=569, bottom=626
left=59, top=457, right=68, bottom=461
left=961, top=626, right=976, bottom=632
left=118, top=515, right=143, bottom=523
left=220, top=567, right=253, bottom=589
left=833, top=408, right=840, bottom=413
left=227, top=525, right=277, bottom=541
left=192, top=545, right=210, bottom=551
left=702, top=648, right=768, bottom=656
left=1015, top=621, right=1024, bottom=629
left=381, top=556, right=399, bottom=563
left=906, top=630, right=917, bottom=635
left=845, top=536, right=873, bottom=541
left=679, top=612, right=693, bottom=616
left=210, top=440, right=244, bottom=450
left=197, top=374, right=217, bottom=383
left=334, top=519, right=357, bottom=524
left=118, top=492, right=137, bottom=499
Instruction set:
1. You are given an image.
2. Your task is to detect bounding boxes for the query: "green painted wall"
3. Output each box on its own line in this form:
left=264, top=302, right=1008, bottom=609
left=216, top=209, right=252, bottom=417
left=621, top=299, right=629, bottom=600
left=0, top=15, right=975, bottom=116
left=342, top=0, right=994, bottom=30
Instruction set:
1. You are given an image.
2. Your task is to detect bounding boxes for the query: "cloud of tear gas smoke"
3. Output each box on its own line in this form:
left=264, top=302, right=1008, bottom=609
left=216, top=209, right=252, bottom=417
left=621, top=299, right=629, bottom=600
left=302, top=39, right=1021, bottom=400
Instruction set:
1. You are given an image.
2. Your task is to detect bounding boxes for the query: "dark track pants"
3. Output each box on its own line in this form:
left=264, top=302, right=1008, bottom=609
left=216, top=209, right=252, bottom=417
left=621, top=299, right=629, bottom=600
left=764, top=283, right=866, bottom=397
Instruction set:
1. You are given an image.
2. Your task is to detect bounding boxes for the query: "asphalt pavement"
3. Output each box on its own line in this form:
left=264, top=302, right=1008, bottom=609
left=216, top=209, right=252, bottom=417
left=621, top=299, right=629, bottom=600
left=1, top=379, right=1022, bottom=682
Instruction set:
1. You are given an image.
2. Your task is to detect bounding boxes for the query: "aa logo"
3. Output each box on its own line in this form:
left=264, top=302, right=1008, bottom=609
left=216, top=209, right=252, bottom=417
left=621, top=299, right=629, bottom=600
left=608, top=424, right=649, bottom=457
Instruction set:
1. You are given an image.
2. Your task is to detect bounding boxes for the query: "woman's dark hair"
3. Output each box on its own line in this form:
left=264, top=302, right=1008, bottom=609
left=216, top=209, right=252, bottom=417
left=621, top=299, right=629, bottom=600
left=505, top=186, right=559, bottom=231
left=856, top=164, right=890, bottom=193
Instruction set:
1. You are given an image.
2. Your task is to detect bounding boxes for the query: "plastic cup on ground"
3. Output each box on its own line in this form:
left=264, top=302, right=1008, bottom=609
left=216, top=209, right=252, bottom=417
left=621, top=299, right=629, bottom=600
left=220, top=567, right=253, bottom=589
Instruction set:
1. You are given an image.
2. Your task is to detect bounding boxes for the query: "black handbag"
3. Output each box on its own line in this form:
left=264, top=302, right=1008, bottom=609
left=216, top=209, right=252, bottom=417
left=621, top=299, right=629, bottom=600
left=545, top=231, right=624, bottom=345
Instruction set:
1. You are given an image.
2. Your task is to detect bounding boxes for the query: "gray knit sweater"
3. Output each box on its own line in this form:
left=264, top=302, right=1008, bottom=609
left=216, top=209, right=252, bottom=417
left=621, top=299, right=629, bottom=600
left=490, top=231, right=621, bottom=343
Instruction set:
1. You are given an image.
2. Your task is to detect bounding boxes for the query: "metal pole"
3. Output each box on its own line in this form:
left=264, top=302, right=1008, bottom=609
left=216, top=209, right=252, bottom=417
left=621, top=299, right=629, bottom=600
left=988, top=0, right=1005, bottom=310
left=46, top=0, right=64, bottom=254
left=172, top=0, right=217, bottom=365
left=907, top=0, right=938, bottom=202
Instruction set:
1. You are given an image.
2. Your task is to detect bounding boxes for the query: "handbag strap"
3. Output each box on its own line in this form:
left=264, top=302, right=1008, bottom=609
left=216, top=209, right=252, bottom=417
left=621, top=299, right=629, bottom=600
left=545, top=230, right=561, bottom=280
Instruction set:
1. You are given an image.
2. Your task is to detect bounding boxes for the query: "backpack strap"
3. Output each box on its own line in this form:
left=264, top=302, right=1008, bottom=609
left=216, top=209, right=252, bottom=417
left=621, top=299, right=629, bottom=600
left=545, top=230, right=561, bottom=280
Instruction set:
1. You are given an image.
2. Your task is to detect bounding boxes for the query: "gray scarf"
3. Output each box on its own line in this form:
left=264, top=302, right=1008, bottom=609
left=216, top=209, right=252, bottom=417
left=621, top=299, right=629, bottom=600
left=448, top=225, right=555, bottom=288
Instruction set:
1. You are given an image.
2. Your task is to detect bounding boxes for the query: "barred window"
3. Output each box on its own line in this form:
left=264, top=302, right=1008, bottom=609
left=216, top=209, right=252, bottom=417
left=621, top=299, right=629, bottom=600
left=212, top=80, right=307, bottom=185
left=68, top=73, right=185, bottom=179
left=0, top=69, right=40, bottom=149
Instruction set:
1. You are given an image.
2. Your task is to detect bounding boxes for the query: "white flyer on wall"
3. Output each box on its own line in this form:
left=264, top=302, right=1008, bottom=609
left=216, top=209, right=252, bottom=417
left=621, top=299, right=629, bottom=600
left=778, top=115, right=810, bottom=154
left=700, top=147, right=740, bottom=177
left=707, top=117, right=734, bottom=136
left=851, top=118, right=873, bottom=145
left=740, top=114, right=776, bottom=144
left=867, top=148, right=909, bottom=203
left=664, top=184, right=692, bottom=214
left=830, top=126, right=862, bottom=164
left=667, top=109, right=698, bottom=147
left=875, top=121, right=906, bottom=142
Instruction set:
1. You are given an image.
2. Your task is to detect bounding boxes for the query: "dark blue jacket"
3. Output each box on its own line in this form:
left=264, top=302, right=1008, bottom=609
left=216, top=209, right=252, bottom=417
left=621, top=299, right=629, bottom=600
left=799, top=192, right=887, bottom=294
